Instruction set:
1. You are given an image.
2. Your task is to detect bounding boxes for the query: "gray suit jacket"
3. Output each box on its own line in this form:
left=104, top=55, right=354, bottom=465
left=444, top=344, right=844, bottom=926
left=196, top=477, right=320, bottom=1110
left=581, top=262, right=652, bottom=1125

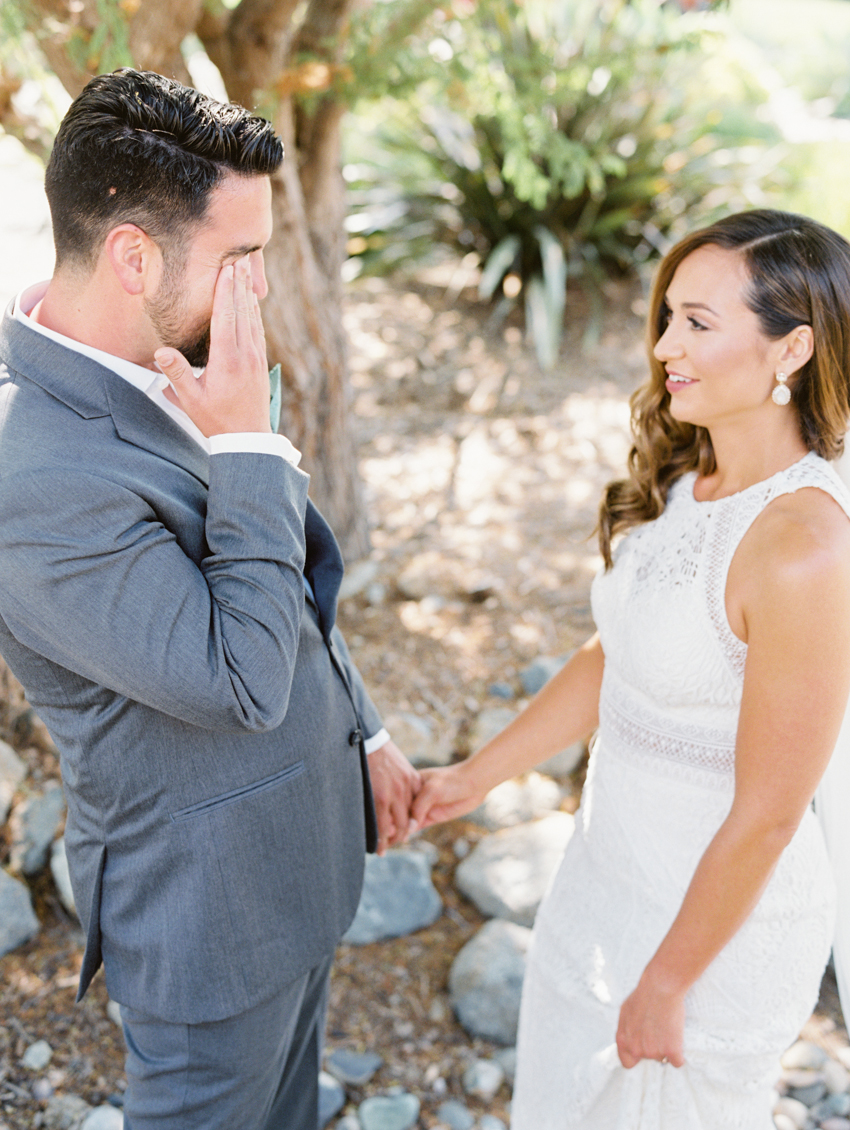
left=0, top=305, right=380, bottom=1024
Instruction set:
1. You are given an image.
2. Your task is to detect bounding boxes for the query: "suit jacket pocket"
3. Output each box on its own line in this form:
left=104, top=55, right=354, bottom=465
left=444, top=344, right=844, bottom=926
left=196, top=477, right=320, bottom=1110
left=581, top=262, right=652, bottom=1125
left=169, top=761, right=306, bottom=823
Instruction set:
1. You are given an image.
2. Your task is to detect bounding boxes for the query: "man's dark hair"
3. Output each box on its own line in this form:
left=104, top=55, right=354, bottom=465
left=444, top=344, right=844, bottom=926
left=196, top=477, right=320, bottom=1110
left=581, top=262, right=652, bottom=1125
left=45, top=69, right=284, bottom=272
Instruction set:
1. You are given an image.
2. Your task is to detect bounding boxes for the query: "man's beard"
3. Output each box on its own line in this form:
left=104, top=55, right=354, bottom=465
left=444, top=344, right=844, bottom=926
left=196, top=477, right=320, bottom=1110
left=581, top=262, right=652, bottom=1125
left=146, top=257, right=211, bottom=369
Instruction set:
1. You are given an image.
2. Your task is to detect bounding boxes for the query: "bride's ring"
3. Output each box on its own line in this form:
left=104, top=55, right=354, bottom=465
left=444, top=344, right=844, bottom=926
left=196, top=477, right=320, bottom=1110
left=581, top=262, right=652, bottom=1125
left=660, top=1057, right=669, bottom=1065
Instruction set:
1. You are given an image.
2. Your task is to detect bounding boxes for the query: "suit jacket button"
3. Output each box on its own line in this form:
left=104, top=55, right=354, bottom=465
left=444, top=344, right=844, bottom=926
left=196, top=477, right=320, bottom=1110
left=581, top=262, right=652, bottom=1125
left=348, top=728, right=363, bottom=747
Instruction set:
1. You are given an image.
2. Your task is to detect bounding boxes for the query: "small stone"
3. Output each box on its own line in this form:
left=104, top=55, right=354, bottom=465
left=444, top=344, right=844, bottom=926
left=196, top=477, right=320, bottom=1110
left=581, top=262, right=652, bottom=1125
left=773, top=1116, right=797, bottom=1130
left=468, top=772, right=563, bottom=832
left=326, top=1048, right=383, bottom=1086
left=453, top=837, right=470, bottom=860
left=782, top=1042, right=829, bottom=1072
left=366, top=582, right=387, bottom=606
left=50, top=838, right=77, bottom=918
left=43, top=1093, right=92, bottom=1130
left=106, top=1000, right=122, bottom=1027
left=788, top=1080, right=827, bottom=1107
left=335, top=1118, right=361, bottom=1130
left=479, top=1118, right=508, bottom=1130
left=81, top=1106, right=124, bottom=1130
left=824, top=1059, right=850, bottom=1094
left=343, top=849, right=441, bottom=944
left=774, top=1096, right=812, bottom=1129
left=0, top=867, right=40, bottom=956
left=492, top=1046, right=517, bottom=1083
left=812, top=1093, right=850, bottom=1121
left=820, top=1119, right=850, bottom=1130
left=449, top=919, right=531, bottom=1045
left=22, top=1040, right=53, bottom=1071
left=358, top=1091, right=420, bottom=1130
left=488, top=683, right=514, bottom=701
left=462, top=1058, right=504, bottom=1100
left=519, top=656, right=568, bottom=697
left=436, top=1099, right=474, bottom=1130
left=31, top=1077, right=54, bottom=1101
left=428, top=998, right=448, bottom=1024
left=319, top=1071, right=345, bottom=1126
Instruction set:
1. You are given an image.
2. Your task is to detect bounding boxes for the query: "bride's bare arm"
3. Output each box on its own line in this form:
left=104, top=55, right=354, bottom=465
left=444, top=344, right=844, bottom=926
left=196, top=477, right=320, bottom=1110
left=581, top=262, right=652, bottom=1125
left=617, top=489, right=850, bottom=1069
left=411, top=632, right=604, bottom=829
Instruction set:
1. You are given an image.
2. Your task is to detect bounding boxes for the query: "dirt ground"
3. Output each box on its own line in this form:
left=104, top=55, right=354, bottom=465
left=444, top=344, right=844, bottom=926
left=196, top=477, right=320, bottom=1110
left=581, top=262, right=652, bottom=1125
left=0, top=263, right=846, bottom=1128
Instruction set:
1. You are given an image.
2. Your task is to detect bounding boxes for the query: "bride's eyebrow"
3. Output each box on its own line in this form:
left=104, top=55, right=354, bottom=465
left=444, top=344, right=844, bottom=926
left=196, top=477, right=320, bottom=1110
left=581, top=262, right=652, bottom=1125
left=665, top=295, right=720, bottom=317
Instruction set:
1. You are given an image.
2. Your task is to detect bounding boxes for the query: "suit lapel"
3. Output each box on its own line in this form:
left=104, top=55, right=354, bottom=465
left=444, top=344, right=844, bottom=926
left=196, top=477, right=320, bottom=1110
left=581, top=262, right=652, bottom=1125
left=0, top=304, right=209, bottom=486
left=104, top=378, right=209, bottom=486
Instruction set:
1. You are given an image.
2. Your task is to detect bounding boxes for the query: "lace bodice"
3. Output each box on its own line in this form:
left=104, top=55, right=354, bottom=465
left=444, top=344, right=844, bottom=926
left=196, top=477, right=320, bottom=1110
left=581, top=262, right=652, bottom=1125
left=591, top=451, right=850, bottom=785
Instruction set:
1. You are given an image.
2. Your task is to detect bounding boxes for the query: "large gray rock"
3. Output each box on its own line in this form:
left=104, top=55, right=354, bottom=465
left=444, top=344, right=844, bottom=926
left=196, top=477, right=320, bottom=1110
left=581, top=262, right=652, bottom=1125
left=9, top=781, right=66, bottom=875
left=448, top=919, right=531, bottom=1045
left=381, top=712, right=454, bottom=768
left=51, top=837, right=77, bottom=918
left=468, top=772, right=564, bottom=831
left=0, top=739, right=27, bottom=824
left=0, top=868, right=39, bottom=956
left=343, top=849, right=442, bottom=944
left=456, top=812, right=574, bottom=926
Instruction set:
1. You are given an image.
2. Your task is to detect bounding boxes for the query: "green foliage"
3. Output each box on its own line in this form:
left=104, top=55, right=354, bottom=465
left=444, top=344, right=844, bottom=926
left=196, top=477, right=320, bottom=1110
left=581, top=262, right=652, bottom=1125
left=343, top=0, right=787, bottom=366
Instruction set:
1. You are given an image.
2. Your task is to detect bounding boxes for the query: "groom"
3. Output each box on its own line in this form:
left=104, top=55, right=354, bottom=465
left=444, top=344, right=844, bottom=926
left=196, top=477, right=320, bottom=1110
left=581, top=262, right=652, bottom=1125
left=0, top=69, right=418, bottom=1129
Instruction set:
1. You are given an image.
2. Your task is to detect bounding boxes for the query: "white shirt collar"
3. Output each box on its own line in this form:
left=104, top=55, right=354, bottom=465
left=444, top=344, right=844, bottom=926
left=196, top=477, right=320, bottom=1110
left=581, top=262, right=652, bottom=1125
left=14, top=282, right=171, bottom=399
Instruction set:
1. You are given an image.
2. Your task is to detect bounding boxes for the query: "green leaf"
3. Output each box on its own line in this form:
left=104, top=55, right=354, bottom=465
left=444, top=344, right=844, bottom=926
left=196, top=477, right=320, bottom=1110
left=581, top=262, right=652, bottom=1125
left=478, top=234, right=521, bottom=300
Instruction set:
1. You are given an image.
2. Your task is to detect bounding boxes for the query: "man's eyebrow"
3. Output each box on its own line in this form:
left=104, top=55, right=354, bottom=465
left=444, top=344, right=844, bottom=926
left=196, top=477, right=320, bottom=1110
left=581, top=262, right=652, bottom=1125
left=220, top=244, right=262, bottom=262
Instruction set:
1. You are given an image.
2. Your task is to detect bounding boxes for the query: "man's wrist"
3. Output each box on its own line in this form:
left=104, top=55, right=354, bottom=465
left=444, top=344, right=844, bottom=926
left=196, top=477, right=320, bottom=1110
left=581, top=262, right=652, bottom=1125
left=364, top=728, right=391, bottom=755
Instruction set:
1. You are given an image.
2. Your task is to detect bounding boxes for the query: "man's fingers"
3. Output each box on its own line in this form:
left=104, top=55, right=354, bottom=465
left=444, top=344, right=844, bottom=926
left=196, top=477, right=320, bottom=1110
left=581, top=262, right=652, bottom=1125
left=155, top=348, right=194, bottom=405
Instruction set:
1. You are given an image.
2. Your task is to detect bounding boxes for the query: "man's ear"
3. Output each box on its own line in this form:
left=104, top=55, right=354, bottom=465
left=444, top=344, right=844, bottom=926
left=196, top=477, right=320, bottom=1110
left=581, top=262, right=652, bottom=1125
left=104, top=224, right=161, bottom=297
left=778, top=324, right=814, bottom=376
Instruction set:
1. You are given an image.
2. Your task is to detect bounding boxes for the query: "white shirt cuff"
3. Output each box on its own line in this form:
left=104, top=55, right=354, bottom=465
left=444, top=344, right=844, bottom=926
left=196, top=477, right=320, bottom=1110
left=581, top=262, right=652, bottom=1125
left=209, top=433, right=301, bottom=466
left=364, top=728, right=391, bottom=755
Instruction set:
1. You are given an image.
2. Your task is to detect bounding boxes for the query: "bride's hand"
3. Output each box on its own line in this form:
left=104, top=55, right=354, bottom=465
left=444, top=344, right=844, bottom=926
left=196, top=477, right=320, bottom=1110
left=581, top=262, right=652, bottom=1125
left=410, top=762, right=488, bottom=830
left=615, top=971, right=686, bottom=1069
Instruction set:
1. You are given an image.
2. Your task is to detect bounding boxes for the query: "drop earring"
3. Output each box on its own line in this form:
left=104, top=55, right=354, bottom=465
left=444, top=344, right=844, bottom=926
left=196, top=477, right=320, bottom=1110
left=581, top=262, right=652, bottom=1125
left=772, top=371, right=791, bottom=406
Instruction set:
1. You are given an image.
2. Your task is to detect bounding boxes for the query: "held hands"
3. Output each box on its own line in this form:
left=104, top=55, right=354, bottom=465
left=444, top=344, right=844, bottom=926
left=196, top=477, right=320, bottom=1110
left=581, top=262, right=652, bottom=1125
left=368, top=740, right=422, bottom=856
left=155, top=256, right=272, bottom=438
left=410, top=762, right=489, bottom=831
left=616, top=970, right=686, bottom=1070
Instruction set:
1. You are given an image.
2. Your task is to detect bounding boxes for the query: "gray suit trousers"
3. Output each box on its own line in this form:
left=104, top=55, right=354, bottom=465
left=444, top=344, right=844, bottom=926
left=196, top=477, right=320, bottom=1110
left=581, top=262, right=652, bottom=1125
left=121, top=951, right=334, bottom=1130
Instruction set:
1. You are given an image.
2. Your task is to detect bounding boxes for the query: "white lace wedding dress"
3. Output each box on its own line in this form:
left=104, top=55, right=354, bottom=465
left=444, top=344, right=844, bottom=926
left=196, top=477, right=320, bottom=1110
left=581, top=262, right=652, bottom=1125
left=511, top=452, right=849, bottom=1130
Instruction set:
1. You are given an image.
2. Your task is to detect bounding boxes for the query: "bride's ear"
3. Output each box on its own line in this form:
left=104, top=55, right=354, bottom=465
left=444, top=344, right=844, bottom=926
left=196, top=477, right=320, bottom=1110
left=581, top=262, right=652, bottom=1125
left=778, top=324, right=814, bottom=376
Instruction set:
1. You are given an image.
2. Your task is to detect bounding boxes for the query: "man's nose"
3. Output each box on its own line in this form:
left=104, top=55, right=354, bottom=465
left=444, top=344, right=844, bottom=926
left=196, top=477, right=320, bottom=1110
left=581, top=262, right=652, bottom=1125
left=250, top=250, right=268, bottom=300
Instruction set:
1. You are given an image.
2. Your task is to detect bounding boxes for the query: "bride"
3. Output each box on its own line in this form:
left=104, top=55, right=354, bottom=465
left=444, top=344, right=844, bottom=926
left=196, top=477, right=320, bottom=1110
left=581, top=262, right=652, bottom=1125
left=411, top=210, right=850, bottom=1128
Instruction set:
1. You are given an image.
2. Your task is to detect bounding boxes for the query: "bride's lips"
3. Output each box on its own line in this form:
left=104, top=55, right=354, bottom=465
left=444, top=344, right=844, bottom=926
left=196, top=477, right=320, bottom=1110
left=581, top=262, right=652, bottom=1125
left=665, top=370, right=697, bottom=394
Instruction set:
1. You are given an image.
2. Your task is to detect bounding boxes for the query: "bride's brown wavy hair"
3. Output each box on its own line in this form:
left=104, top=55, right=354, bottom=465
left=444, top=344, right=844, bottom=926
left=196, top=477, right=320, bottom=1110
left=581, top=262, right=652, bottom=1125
left=598, top=209, right=850, bottom=567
